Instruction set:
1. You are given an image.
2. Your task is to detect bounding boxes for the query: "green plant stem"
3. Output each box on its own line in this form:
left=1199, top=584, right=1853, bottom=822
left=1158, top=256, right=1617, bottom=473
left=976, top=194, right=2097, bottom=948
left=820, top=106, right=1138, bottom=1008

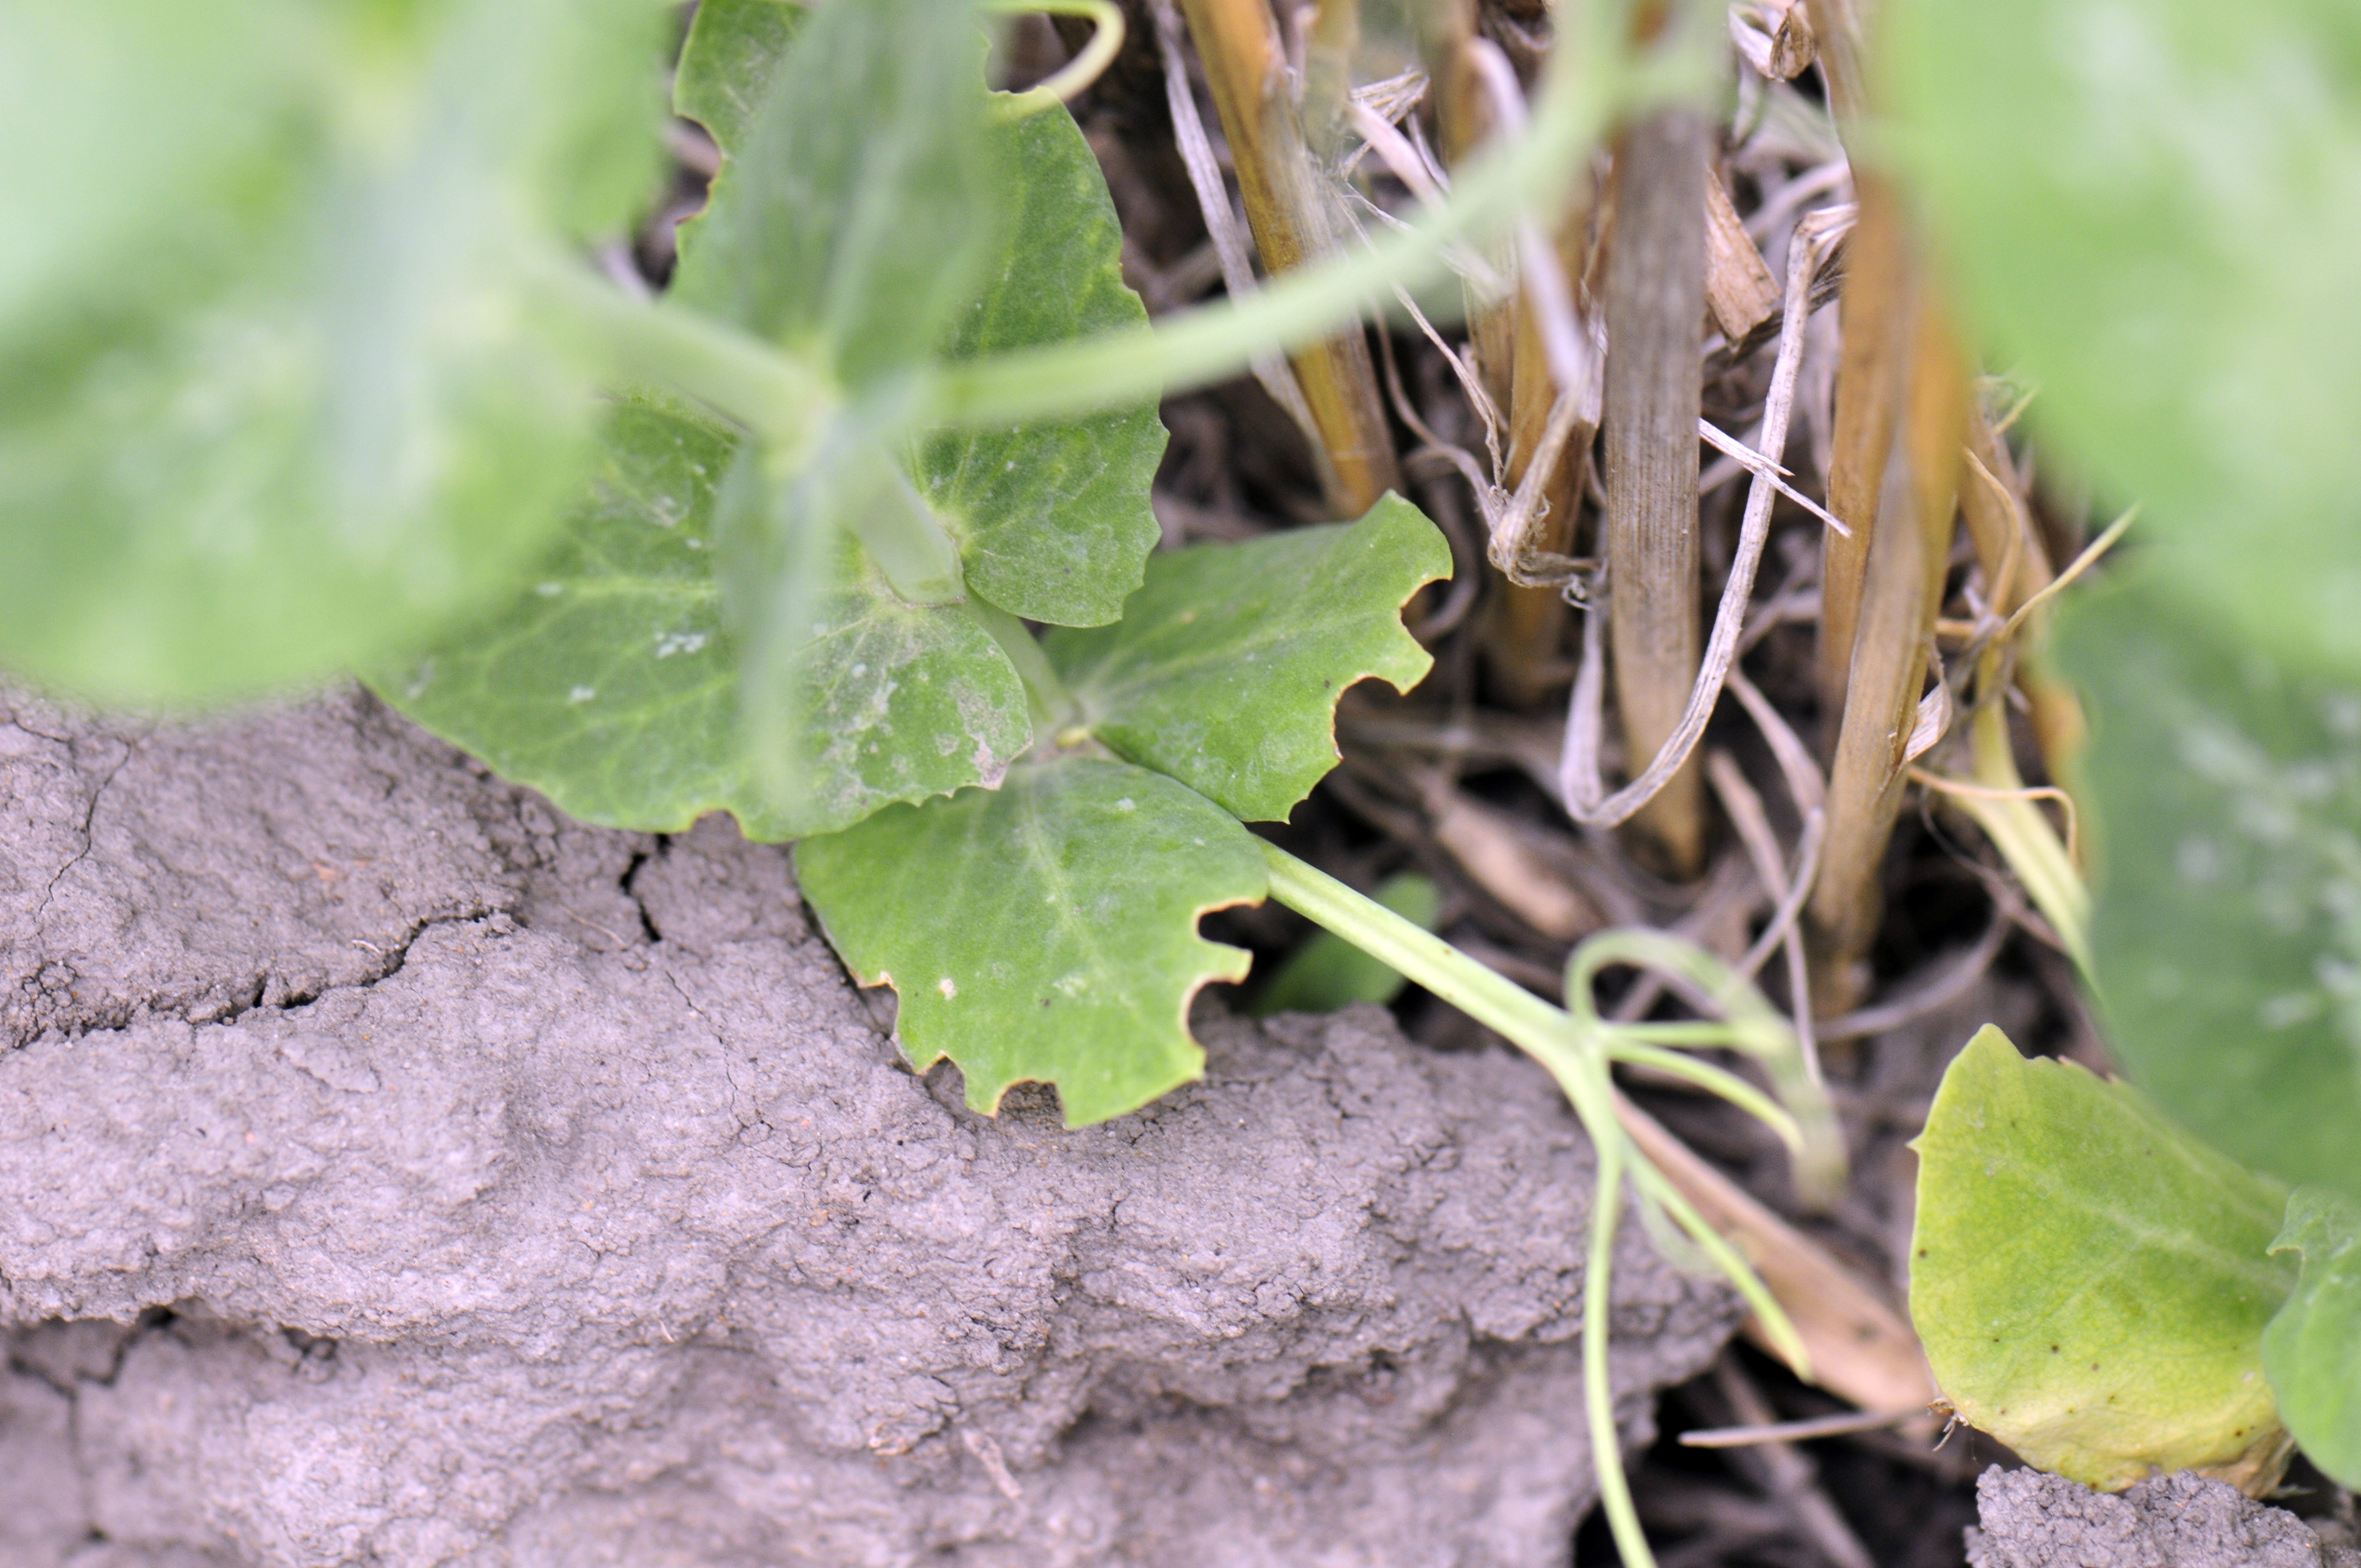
left=546, top=4, right=1679, bottom=450
left=986, top=0, right=1126, bottom=123
left=922, top=1, right=1710, bottom=431
left=841, top=451, right=970, bottom=606
left=538, top=257, right=835, bottom=444
left=1611, top=1020, right=1760, bottom=1049
left=1264, top=839, right=1815, bottom=1350
left=1606, top=1039, right=1799, bottom=1141
left=1260, top=843, right=1592, bottom=1090
left=1259, top=840, right=1656, bottom=1568
left=1586, top=1146, right=1653, bottom=1568
left=968, top=599, right=1083, bottom=733
left=1569, top=928, right=1845, bottom=1207
left=1620, top=1148, right=1809, bottom=1370
left=543, top=262, right=976, bottom=616
left=550, top=0, right=1687, bottom=474
left=1259, top=836, right=1835, bottom=1568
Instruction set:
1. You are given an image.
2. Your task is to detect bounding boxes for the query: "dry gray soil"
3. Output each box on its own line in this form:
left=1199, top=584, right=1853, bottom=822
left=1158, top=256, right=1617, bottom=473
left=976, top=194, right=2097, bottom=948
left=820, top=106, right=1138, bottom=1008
left=1967, top=1468, right=2361, bottom=1568
left=0, top=686, right=1741, bottom=1567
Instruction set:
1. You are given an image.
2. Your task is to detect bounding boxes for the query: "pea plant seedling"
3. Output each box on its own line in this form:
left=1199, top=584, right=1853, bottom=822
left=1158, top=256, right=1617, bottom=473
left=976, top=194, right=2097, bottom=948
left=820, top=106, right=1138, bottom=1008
left=0, top=3, right=1839, bottom=1564
left=16, top=0, right=2361, bottom=1549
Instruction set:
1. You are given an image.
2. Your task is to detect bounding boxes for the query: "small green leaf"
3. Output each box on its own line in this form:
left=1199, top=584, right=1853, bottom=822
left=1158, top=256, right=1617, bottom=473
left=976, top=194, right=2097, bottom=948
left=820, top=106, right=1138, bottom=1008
left=676, top=17, right=1163, bottom=628
left=1252, top=872, right=1440, bottom=1016
left=373, top=400, right=1030, bottom=840
left=0, top=0, right=667, bottom=703
left=1047, top=495, right=1452, bottom=820
left=919, top=106, right=1165, bottom=628
left=2263, top=1187, right=2361, bottom=1488
left=1910, top=1026, right=2297, bottom=1491
left=795, top=757, right=1269, bottom=1126
left=670, top=0, right=997, bottom=388
left=1888, top=0, right=2361, bottom=676
left=674, top=0, right=803, bottom=151
left=2058, top=571, right=2361, bottom=1198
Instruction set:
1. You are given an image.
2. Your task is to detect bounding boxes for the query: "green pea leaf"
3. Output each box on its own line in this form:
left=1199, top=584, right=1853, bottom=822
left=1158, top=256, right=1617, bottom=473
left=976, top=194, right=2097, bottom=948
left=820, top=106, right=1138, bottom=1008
left=1252, top=872, right=1440, bottom=1016
left=373, top=400, right=1030, bottom=840
left=795, top=756, right=1269, bottom=1126
left=669, top=0, right=995, bottom=388
left=674, top=0, right=803, bottom=151
left=0, top=0, right=666, bottom=704
left=675, top=8, right=1163, bottom=627
left=1887, top=0, right=2361, bottom=676
left=2058, top=571, right=2361, bottom=1198
left=1910, top=1026, right=2297, bottom=1492
left=0, top=9, right=295, bottom=360
left=2262, top=1187, right=2361, bottom=1489
left=1047, top=495, right=1452, bottom=821
left=917, top=106, right=1165, bottom=628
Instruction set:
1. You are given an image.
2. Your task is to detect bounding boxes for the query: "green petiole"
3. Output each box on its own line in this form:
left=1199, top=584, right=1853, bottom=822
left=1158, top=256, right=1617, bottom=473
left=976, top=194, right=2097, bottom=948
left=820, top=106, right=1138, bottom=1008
left=550, top=0, right=1715, bottom=456
left=1259, top=843, right=1593, bottom=1091
left=985, top=0, right=1127, bottom=123
left=1586, top=1145, right=1650, bottom=1568
left=1257, top=843, right=1648, bottom=1566
left=538, top=257, right=836, bottom=448
left=969, top=598, right=1085, bottom=734
left=1258, top=838, right=1825, bottom=1568
left=920, top=2, right=1675, bottom=431
left=1607, top=1038, right=1802, bottom=1146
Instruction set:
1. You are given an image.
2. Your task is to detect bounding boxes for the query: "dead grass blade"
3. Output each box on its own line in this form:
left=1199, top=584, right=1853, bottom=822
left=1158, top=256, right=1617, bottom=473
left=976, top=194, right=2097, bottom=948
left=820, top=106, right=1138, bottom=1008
left=1814, top=178, right=1910, bottom=745
left=1729, top=0, right=1819, bottom=83
left=1423, top=778, right=1602, bottom=941
left=1599, top=108, right=1711, bottom=875
left=1798, top=0, right=1868, bottom=121
left=1704, top=163, right=1781, bottom=346
left=1476, top=42, right=1603, bottom=705
left=1176, top=0, right=1398, bottom=515
left=1806, top=285, right=1968, bottom=1012
left=1707, top=750, right=1825, bottom=1082
left=1147, top=0, right=1322, bottom=445
left=1559, top=206, right=1849, bottom=837
left=1705, top=1358, right=1879, bottom=1568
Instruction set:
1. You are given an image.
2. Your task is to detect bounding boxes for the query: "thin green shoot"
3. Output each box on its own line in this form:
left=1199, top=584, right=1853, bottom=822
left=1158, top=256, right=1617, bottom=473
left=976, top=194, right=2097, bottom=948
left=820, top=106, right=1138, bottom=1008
left=1586, top=1145, right=1647, bottom=1567
left=917, top=0, right=1721, bottom=429
left=969, top=598, right=1085, bottom=733
left=539, top=0, right=1707, bottom=553
left=1257, top=840, right=1838, bottom=1568
left=538, top=0, right=1657, bottom=450
left=987, top=0, right=1127, bottom=122
left=1621, top=1151, right=1812, bottom=1373
left=536, top=256, right=837, bottom=447
left=1604, top=1039, right=1802, bottom=1148
left=1568, top=928, right=1843, bottom=1207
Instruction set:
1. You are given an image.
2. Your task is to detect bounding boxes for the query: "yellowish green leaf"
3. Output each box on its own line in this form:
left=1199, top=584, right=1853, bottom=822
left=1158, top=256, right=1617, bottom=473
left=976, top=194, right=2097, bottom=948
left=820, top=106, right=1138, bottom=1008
left=1910, top=1026, right=2296, bottom=1491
